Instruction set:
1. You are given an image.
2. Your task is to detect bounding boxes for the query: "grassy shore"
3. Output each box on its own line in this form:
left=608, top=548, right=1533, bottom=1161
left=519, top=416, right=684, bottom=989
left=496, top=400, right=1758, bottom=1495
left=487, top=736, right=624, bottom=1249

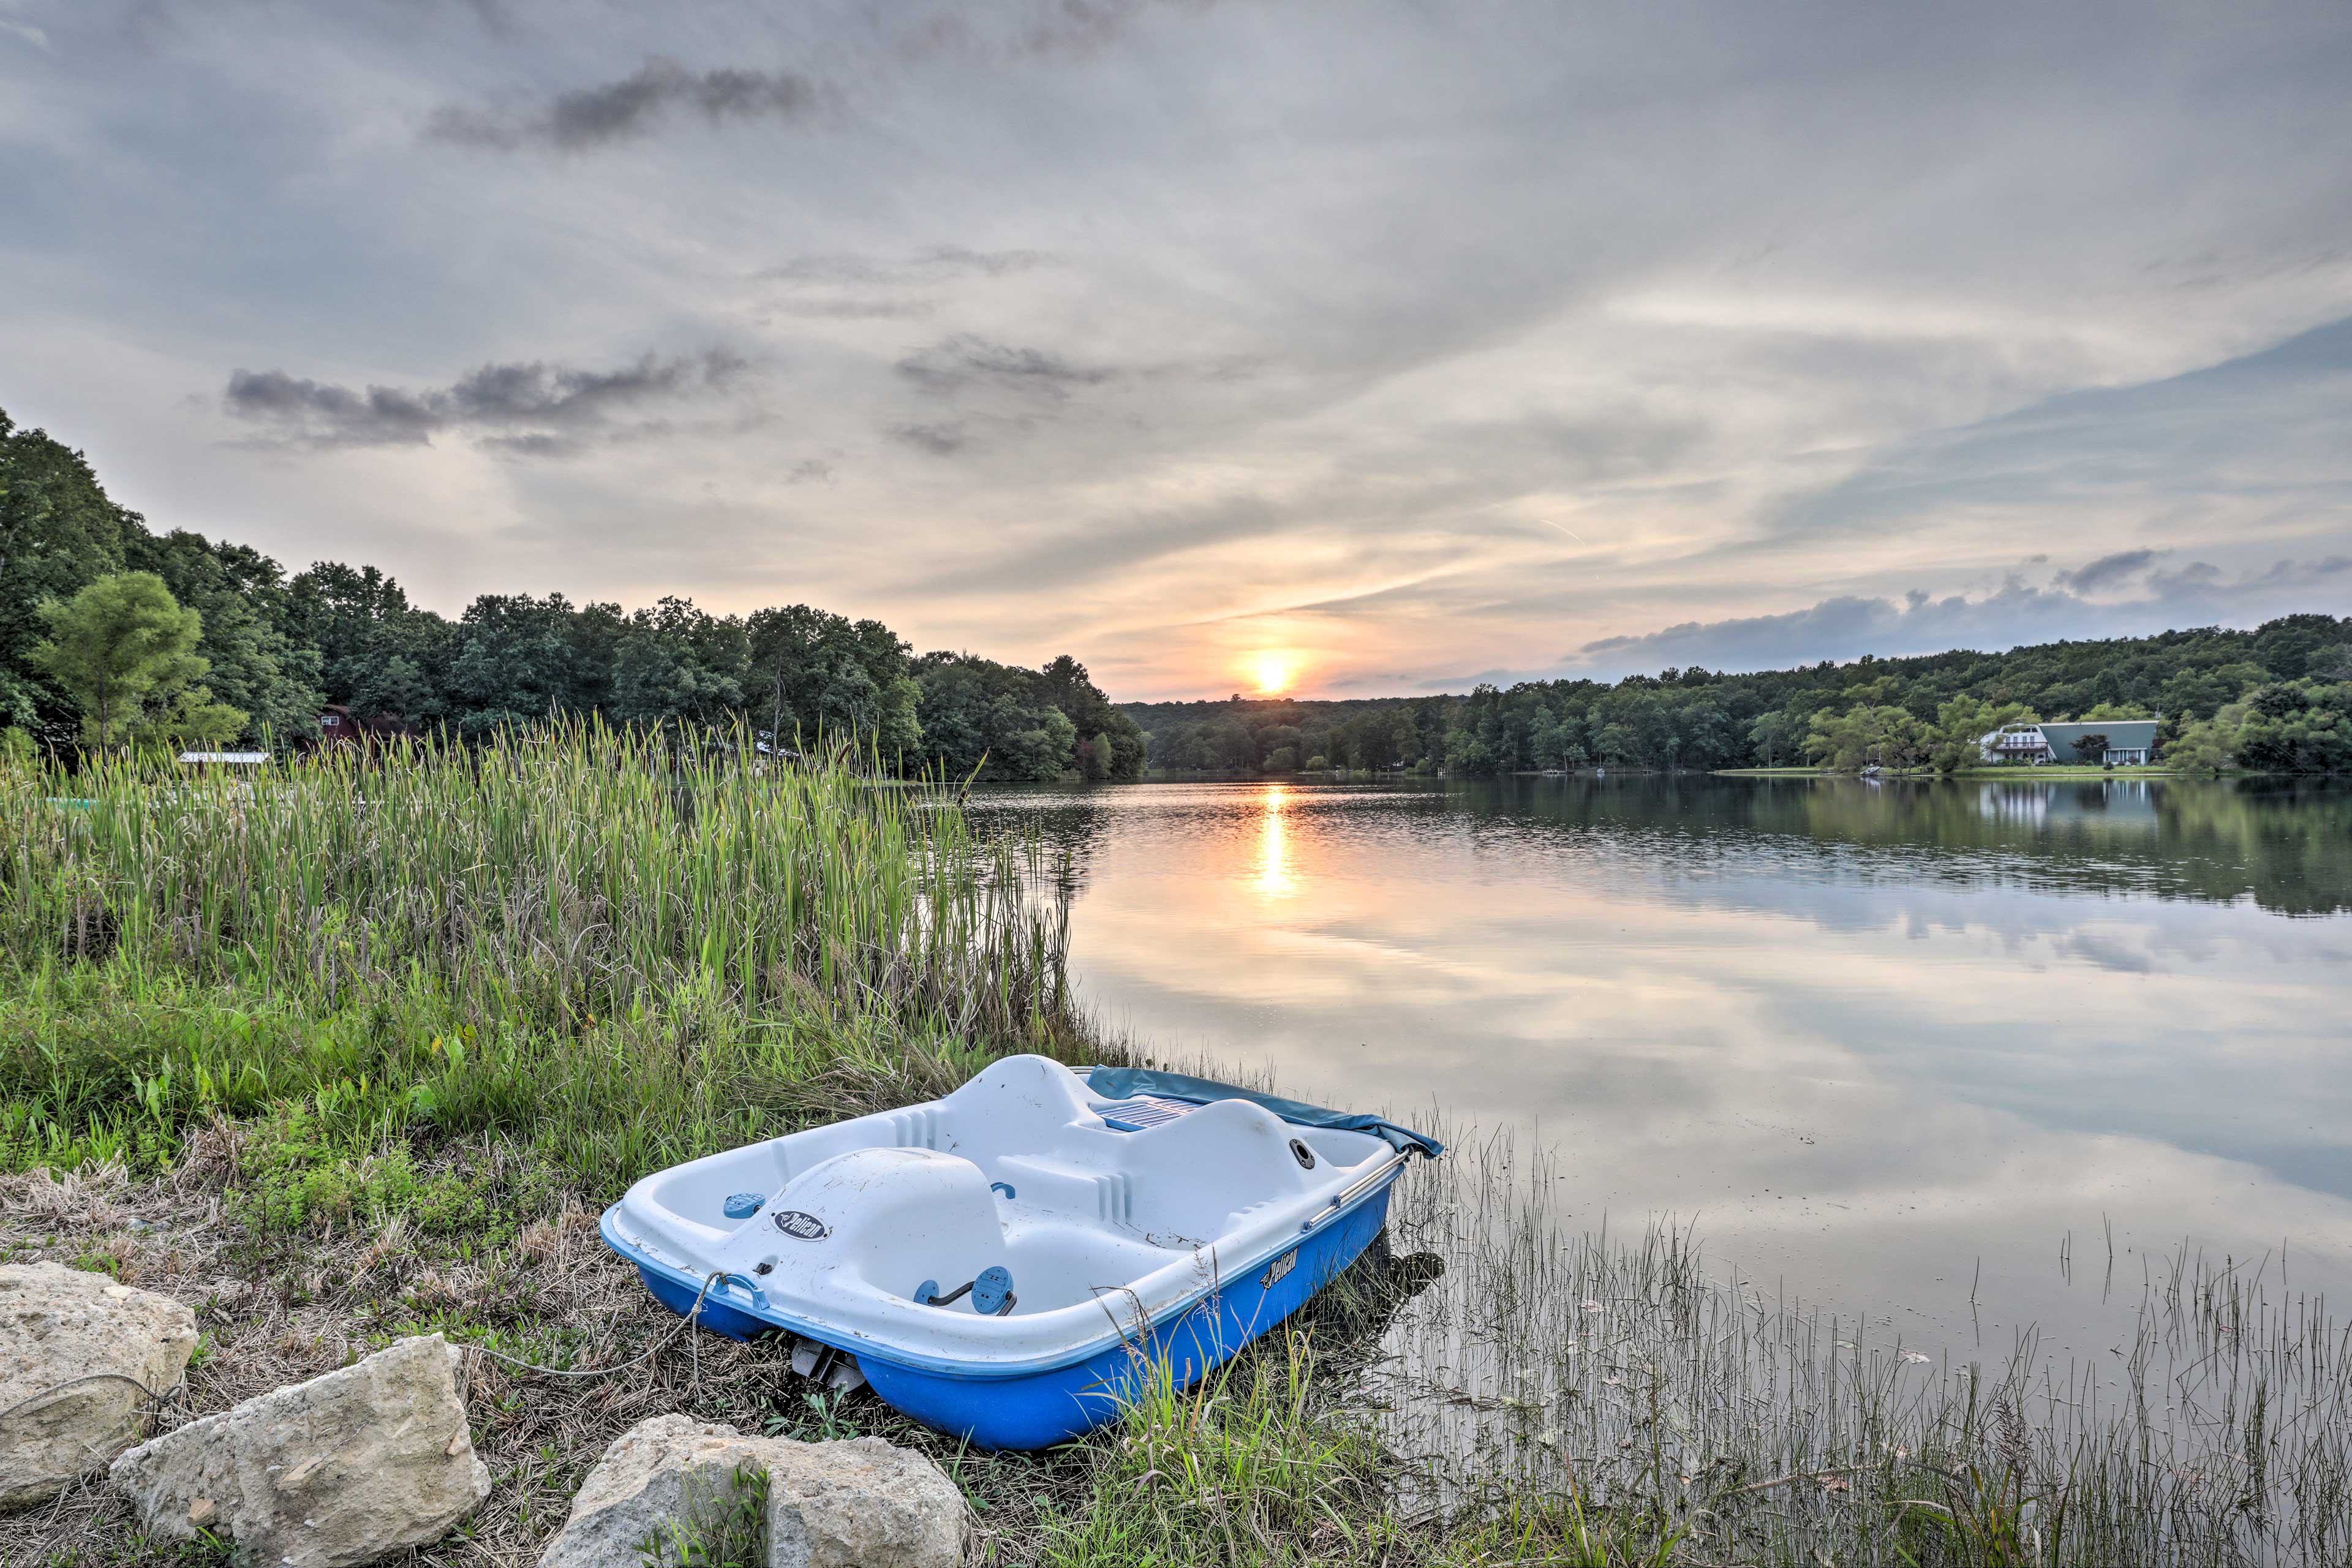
left=4, top=734, right=2346, bottom=1566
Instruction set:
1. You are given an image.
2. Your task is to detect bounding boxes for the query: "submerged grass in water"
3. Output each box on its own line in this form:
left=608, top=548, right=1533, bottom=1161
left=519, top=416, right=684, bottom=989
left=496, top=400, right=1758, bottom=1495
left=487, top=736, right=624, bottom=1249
left=1349, top=1124, right=2352, bottom=1564
left=1, top=736, right=2346, bottom=1565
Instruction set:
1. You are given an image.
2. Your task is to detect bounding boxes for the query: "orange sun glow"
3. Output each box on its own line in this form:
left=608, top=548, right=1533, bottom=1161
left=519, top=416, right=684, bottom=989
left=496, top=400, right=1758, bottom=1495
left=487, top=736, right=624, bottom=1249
left=1247, top=650, right=1304, bottom=694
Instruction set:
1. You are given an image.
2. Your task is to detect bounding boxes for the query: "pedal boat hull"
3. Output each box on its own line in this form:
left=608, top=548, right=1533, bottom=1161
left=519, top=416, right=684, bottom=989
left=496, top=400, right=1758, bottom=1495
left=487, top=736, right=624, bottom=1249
left=598, top=1056, right=1436, bottom=1449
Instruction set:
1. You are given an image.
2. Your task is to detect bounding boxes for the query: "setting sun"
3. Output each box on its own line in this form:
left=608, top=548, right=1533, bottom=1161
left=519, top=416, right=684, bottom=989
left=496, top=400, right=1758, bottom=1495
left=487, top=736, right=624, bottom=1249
left=1246, top=649, right=1305, bottom=695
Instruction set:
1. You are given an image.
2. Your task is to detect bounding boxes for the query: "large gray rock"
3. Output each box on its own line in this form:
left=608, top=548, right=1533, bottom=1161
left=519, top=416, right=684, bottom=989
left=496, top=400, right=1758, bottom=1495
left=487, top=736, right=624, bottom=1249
left=538, top=1415, right=769, bottom=1568
left=110, top=1333, right=489, bottom=1567
left=1, top=1261, right=198, bottom=1510
left=540, top=1413, right=965, bottom=1568
left=761, top=1433, right=969, bottom=1568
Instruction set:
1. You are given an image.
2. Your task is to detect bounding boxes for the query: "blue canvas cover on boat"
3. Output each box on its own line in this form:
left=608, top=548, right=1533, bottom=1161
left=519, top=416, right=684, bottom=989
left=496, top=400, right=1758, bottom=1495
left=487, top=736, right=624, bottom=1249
left=1085, top=1066, right=1443, bottom=1158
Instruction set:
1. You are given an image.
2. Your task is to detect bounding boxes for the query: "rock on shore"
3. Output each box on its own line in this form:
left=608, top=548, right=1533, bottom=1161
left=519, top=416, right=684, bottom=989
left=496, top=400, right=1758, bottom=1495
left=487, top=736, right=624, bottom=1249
left=540, top=1413, right=965, bottom=1568
left=110, top=1333, right=489, bottom=1568
left=1, top=1261, right=198, bottom=1510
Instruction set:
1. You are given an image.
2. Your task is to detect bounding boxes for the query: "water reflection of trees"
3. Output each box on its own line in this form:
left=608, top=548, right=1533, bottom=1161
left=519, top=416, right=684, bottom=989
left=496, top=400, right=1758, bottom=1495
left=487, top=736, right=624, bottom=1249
left=977, top=778, right=2352, bottom=918
left=1468, top=777, right=2352, bottom=916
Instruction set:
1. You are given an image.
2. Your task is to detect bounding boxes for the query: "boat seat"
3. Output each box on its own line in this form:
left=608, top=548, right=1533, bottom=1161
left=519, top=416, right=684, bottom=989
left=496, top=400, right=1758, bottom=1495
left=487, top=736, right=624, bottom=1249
left=990, top=1153, right=1138, bottom=1227
left=935, top=1055, right=1103, bottom=1167
left=710, top=1147, right=1012, bottom=1311
left=1106, top=1098, right=1327, bottom=1239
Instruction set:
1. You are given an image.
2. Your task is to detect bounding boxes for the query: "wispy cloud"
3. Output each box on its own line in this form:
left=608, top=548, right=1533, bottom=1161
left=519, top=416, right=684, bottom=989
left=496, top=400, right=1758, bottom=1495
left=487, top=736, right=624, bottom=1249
left=12, top=2, right=2352, bottom=695
left=898, top=1, right=1223, bottom=64
left=886, top=421, right=968, bottom=456
left=223, top=351, right=750, bottom=453
left=759, top=247, right=1054, bottom=287
left=1567, top=555, right=2352, bottom=679
left=763, top=298, right=939, bottom=322
left=895, top=334, right=1116, bottom=402
left=426, top=58, right=824, bottom=151
left=2053, top=549, right=2165, bottom=596
left=1772, top=315, right=2352, bottom=549
left=753, top=248, right=1054, bottom=323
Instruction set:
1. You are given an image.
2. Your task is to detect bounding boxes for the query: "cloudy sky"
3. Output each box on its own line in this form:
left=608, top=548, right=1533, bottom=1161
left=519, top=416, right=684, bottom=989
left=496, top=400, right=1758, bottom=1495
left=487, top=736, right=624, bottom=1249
left=4, top=1, right=2349, bottom=699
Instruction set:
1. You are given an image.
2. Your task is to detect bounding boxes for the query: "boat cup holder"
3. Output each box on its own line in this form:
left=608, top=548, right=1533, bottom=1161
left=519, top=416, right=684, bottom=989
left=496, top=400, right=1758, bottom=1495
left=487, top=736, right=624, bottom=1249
left=1289, top=1138, right=1317, bottom=1170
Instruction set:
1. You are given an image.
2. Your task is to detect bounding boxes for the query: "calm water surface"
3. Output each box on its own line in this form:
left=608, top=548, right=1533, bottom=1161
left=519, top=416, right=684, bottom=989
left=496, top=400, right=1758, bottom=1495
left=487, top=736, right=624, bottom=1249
left=971, top=775, right=2352, bottom=1360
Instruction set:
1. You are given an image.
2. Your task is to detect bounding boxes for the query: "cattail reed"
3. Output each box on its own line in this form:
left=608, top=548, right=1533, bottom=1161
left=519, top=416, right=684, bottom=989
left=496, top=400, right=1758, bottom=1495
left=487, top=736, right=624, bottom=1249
left=0, top=723, right=1065, bottom=1031
left=0, top=725, right=1085, bottom=1179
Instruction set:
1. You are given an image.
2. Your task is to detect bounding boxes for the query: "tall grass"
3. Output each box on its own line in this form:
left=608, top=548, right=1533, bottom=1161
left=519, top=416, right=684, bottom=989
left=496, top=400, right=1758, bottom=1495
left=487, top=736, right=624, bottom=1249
left=1036, top=1133, right=2351, bottom=1565
left=1038, top=1335, right=1406, bottom=1567
left=0, top=726, right=1084, bottom=1182
left=1359, top=1123, right=2352, bottom=1566
left=2, top=723, right=1063, bottom=1028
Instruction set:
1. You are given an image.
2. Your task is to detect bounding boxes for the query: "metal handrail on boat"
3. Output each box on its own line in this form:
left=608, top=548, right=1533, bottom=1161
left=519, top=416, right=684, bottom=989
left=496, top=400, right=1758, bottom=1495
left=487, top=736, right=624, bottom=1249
left=1299, top=1148, right=1417, bottom=1234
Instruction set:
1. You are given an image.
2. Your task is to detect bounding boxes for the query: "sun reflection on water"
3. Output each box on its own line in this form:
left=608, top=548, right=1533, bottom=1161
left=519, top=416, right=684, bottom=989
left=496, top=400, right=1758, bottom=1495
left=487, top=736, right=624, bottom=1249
left=1254, top=785, right=1297, bottom=899
left=966, top=775, right=2352, bottom=1369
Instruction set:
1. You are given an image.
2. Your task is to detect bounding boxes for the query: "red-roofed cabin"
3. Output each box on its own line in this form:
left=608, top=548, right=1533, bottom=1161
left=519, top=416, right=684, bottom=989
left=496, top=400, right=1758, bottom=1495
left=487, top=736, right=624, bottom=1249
left=312, top=705, right=420, bottom=752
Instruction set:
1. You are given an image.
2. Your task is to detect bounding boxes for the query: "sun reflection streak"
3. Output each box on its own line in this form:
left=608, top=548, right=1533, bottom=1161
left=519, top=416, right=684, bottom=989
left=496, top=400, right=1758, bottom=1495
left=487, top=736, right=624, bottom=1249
left=1254, top=784, right=1296, bottom=900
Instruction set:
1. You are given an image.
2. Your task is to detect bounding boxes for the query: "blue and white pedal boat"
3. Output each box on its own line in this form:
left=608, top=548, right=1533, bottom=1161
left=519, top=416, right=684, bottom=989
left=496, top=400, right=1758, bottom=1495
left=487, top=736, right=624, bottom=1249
left=600, top=1055, right=1441, bottom=1449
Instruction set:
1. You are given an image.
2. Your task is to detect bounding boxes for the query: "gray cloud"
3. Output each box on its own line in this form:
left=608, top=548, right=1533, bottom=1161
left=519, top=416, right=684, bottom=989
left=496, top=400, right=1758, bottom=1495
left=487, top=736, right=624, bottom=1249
left=887, top=421, right=968, bottom=456
left=224, top=351, right=748, bottom=453
left=914, top=492, right=1282, bottom=593
left=221, top=371, right=443, bottom=447
left=2053, top=549, right=2163, bottom=595
left=898, top=1, right=1220, bottom=64
left=15, top=1, right=2352, bottom=696
left=1567, top=555, right=2352, bottom=679
left=427, top=58, right=823, bottom=151
left=896, top=335, right=1116, bottom=401
left=755, top=248, right=1052, bottom=322
left=763, top=298, right=938, bottom=322
left=760, top=247, right=1054, bottom=287
left=1774, top=315, right=2352, bottom=551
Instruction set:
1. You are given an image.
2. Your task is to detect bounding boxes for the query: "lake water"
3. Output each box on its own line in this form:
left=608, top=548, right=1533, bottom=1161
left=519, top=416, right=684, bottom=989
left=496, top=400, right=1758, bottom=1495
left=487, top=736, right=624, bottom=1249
left=971, top=775, right=2352, bottom=1362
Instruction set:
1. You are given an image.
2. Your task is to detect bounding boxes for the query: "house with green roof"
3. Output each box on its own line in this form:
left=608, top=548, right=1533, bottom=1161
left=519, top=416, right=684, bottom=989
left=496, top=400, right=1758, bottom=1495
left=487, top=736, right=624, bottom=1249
left=1978, top=720, right=2160, bottom=766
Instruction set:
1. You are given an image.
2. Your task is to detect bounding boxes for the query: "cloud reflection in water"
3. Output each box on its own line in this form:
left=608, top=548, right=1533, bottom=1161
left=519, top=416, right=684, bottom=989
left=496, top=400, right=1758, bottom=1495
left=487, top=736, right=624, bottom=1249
left=973, top=775, right=2352, bottom=1359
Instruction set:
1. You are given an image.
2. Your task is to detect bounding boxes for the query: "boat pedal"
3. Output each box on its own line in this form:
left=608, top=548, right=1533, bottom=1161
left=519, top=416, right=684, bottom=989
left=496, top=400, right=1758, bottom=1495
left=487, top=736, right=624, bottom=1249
left=916, top=1266, right=1019, bottom=1316
left=971, top=1265, right=1016, bottom=1316
left=788, top=1334, right=866, bottom=1393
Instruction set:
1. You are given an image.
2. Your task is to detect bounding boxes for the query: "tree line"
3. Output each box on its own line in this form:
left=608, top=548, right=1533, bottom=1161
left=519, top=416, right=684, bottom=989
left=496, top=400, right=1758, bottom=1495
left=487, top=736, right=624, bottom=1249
left=1128, top=616, right=2352, bottom=777
left=0, top=405, right=1144, bottom=780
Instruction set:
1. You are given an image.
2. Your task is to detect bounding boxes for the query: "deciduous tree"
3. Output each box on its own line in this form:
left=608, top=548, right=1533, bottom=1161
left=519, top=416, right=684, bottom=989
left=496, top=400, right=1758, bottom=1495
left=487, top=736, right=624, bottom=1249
left=31, top=571, right=241, bottom=750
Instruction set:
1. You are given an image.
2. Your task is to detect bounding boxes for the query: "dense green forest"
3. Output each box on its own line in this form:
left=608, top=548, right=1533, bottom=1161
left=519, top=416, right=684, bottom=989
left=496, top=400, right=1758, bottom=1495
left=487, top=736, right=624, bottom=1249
left=0, top=405, right=1143, bottom=780
left=1128, top=616, right=2352, bottom=777
left=9, top=399, right=2344, bottom=780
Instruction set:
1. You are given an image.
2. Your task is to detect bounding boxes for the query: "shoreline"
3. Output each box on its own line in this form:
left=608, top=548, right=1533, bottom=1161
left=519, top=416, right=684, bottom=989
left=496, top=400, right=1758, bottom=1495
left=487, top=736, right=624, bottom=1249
left=6, top=739, right=2346, bottom=1566
left=1134, top=764, right=2264, bottom=782
left=1714, top=764, right=2190, bottom=778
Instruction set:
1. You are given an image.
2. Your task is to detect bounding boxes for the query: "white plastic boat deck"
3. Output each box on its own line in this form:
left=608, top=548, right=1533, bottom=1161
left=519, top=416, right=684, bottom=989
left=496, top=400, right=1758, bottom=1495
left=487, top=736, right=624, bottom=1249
left=603, top=1056, right=1403, bottom=1372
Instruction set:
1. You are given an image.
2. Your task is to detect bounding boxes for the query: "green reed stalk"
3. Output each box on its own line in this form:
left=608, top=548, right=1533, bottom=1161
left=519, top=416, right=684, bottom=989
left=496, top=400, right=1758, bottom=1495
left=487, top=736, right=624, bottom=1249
left=0, top=722, right=1067, bottom=1042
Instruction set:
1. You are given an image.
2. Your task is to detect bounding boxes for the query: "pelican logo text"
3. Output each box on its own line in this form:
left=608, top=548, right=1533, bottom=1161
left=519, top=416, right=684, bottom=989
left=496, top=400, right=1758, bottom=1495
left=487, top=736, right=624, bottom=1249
left=772, top=1210, right=831, bottom=1241
left=1260, top=1250, right=1297, bottom=1289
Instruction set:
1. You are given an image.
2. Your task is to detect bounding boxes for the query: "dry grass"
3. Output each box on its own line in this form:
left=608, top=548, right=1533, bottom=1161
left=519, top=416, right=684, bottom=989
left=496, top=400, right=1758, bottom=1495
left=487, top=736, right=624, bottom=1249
left=0, top=1144, right=1112, bottom=1567
left=10, top=1093, right=2350, bottom=1567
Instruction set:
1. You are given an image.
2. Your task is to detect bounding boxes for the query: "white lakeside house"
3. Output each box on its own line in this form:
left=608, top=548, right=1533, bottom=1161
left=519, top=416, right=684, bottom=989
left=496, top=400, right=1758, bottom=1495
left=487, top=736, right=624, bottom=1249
left=1977, top=720, right=2161, bottom=766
